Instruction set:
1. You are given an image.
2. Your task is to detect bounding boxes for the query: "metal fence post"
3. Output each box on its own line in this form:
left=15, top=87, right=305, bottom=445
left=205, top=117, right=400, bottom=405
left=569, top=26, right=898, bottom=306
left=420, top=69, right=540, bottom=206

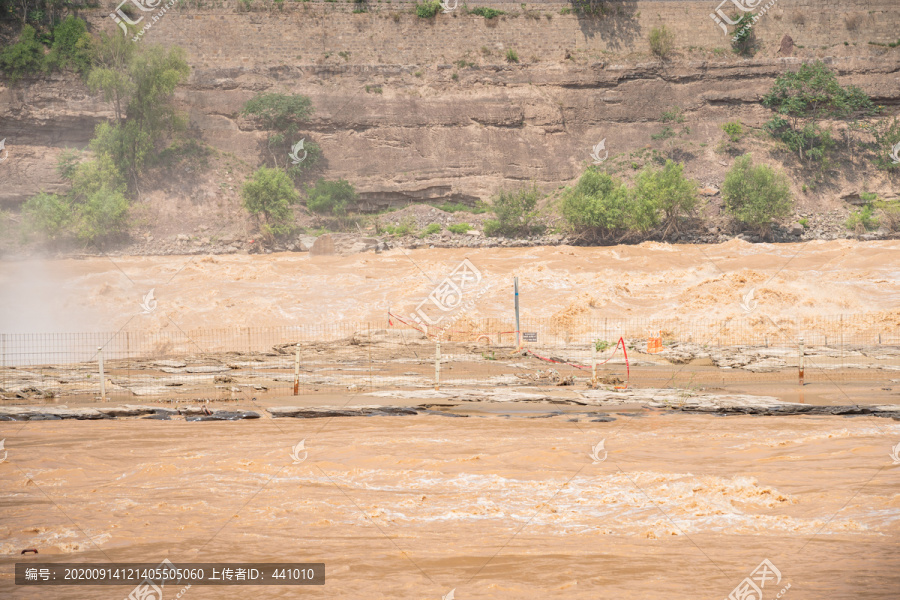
left=798, top=335, right=805, bottom=386
left=591, top=342, right=597, bottom=386
left=434, top=339, right=441, bottom=391
left=98, top=346, right=106, bottom=401
left=293, top=344, right=300, bottom=396
left=367, top=323, right=373, bottom=390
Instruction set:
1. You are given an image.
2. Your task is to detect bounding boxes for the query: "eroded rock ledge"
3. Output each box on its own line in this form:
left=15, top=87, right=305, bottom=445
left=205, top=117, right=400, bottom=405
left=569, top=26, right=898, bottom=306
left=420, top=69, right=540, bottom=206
left=2, top=389, right=899, bottom=421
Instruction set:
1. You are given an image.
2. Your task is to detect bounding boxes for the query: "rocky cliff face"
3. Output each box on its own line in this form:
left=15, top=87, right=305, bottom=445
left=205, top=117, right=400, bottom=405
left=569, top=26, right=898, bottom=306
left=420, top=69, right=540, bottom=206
left=1, top=0, right=899, bottom=233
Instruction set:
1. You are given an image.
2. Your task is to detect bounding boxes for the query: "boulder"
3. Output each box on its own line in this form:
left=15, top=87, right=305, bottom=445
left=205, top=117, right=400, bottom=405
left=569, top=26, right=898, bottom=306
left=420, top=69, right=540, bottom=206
left=309, top=234, right=335, bottom=256
left=779, top=34, right=794, bottom=56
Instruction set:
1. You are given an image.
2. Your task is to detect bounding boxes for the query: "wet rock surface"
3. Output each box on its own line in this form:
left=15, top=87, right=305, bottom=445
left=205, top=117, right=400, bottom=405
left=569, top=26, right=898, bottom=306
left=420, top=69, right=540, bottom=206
left=268, top=405, right=419, bottom=418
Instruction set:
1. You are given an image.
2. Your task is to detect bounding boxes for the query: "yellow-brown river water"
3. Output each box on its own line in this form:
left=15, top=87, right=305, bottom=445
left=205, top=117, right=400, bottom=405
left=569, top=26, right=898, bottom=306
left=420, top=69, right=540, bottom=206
left=1, top=409, right=899, bottom=599
left=2, top=240, right=900, bottom=598
left=1, top=239, right=899, bottom=332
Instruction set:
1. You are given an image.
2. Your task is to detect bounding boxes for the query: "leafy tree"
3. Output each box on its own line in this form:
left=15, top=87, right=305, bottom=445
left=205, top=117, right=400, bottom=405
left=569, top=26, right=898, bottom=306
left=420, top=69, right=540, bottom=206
left=484, top=184, right=542, bottom=236
left=87, top=32, right=137, bottom=122
left=306, top=178, right=358, bottom=216
left=561, top=169, right=633, bottom=239
left=241, top=167, right=301, bottom=237
left=241, top=93, right=319, bottom=174
left=88, top=44, right=189, bottom=184
left=762, top=61, right=877, bottom=168
left=0, top=25, right=45, bottom=82
left=46, top=16, right=93, bottom=75
left=633, top=159, right=698, bottom=235
left=721, top=155, right=793, bottom=235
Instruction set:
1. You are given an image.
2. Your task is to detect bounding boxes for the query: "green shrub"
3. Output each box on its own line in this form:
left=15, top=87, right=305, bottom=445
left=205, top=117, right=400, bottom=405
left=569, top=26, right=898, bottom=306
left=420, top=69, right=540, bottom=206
left=560, top=169, right=636, bottom=238
left=487, top=184, right=541, bottom=236
left=721, top=154, right=793, bottom=234
left=241, top=92, right=317, bottom=173
left=47, top=16, right=93, bottom=75
left=241, top=167, right=301, bottom=236
left=23, top=193, right=73, bottom=238
left=470, top=6, right=505, bottom=18
left=69, top=153, right=127, bottom=202
left=762, top=61, right=877, bottom=169
left=875, top=200, right=900, bottom=231
left=764, top=118, right=836, bottom=168
left=286, top=139, right=322, bottom=178
left=306, top=178, right=357, bottom=216
left=380, top=217, right=415, bottom=236
left=648, top=25, right=674, bottom=59
left=722, top=120, right=743, bottom=142
left=731, top=13, right=755, bottom=55
left=448, top=223, right=471, bottom=234
left=77, top=189, right=130, bottom=243
left=660, top=107, right=684, bottom=123
left=633, top=160, right=699, bottom=234
left=505, top=49, right=519, bottom=63
left=846, top=205, right=879, bottom=232
left=651, top=126, right=676, bottom=141
left=860, top=191, right=879, bottom=203
left=416, top=0, right=441, bottom=18
left=0, top=25, right=46, bottom=82
left=419, top=223, right=441, bottom=237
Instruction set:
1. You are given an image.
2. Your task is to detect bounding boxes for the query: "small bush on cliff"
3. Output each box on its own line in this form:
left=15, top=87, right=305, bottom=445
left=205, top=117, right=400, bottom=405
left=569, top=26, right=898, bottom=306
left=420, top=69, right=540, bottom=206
left=0, top=25, right=46, bottom=82
left=731, top=13, right=755, bottom=55
left=416, top=1, right=441, bottom=18
left=470, top=6, right=504, bottom=18
left=648, top=25, right=674, bottom=59
left=46, top=16, right=94, bottom=75
left=762, top=61, right=877, bottom=171
left=722, top=121, right=743, bottom=142
left=241, top=167, right=301, bottom=237
left=306, top=178, right=358, bottom=216
left=242, top=93, right=319, bottom=176
left=722, top=154, right=793, bottom=235
left=484, top=184, right=542, bottom=236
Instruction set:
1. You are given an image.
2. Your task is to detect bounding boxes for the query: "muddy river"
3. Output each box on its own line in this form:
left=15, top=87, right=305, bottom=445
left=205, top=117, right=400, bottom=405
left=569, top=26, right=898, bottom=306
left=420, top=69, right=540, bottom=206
left=2, top=240, right=899, bottom=599
left=1, top=408, right=899, bottom=599
left=1, top=239, right=899, bottom=333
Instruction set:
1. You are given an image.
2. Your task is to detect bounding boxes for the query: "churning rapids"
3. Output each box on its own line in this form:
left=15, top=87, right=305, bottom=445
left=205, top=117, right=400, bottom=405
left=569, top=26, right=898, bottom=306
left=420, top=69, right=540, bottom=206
left=0, top=239, right=899, bottom=332
left=1, top=240, right=899, bottom=599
